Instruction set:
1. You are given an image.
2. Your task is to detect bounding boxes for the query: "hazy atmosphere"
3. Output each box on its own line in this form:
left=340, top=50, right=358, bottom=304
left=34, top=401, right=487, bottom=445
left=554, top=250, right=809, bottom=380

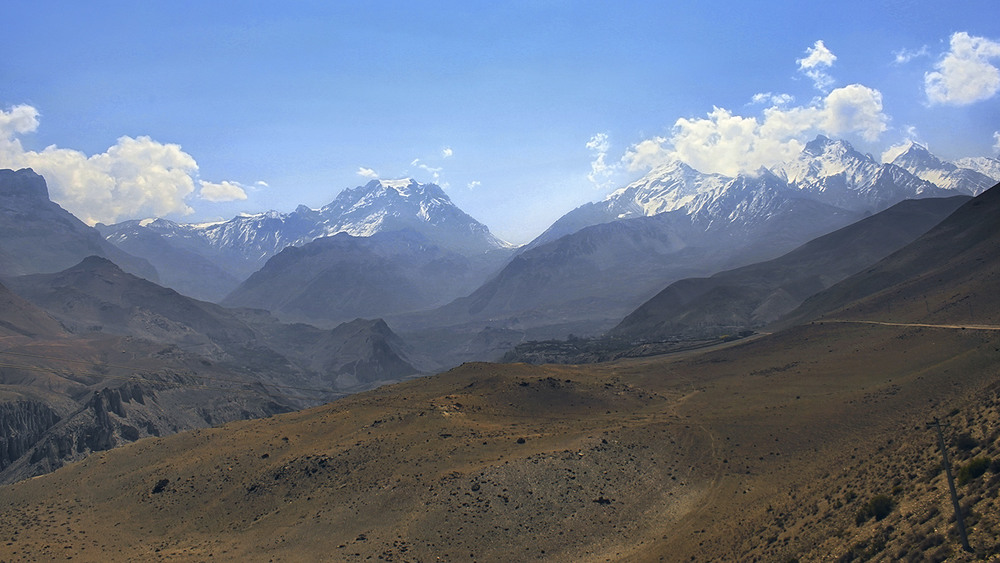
left=2, top=1, right=998, bottom=242
left=3, top=2, right=1000, bottom=561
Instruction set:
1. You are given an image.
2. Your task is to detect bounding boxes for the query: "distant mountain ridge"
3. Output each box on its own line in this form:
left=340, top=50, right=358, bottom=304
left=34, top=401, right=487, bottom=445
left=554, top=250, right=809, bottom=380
left=610, top=195, right=971, bottom=341
left=222, top=229, right=502, bottom=326
left=117, top=178, right=510, bottom=255
left=98, top=178, right=512, bottom=299
left=533, top=137, right=992, bottom=249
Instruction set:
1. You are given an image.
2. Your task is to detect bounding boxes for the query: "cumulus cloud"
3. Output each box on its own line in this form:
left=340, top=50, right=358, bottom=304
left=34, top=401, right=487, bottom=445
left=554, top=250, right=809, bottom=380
left=357, top=166, right=378, bottom=179
left=0, top=104, right=40, bottom=137
left=893, top=45, right=929, bottom=65
left=441, top=147, right=453, bottom=158
left=797, top=40, right=837, bottom=91
left=622, top=137, right=670, bottom=172
left=199, top=180, right=248, bottom=202
left=467, top=180, right=481, bottom=189
left=994, top=131, right=1000, bottom=154
left=925, top=32, right=1000, bottom=105
left=623, top=84, right=888, bottom=176
left=255, top=180, right=269, bottom=188
left=0, top=104, right=253, bottom=224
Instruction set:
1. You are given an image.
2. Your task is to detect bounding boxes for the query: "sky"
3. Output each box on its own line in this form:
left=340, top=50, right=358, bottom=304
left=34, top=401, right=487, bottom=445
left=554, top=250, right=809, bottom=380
left=1, top=1, right=999, bottom=244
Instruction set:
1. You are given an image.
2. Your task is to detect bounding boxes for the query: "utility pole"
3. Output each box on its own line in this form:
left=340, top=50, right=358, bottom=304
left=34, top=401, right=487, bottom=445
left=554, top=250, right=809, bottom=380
left=927, top=417, right=973, bottom=553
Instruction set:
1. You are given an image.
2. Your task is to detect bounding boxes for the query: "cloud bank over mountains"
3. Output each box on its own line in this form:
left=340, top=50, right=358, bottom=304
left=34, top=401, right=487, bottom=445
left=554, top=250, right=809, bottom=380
left=588, top=31, right=1000, bottom=188
left=0, top=29, right=998, bottom=233
left=0, top=104, right=249, bottom=225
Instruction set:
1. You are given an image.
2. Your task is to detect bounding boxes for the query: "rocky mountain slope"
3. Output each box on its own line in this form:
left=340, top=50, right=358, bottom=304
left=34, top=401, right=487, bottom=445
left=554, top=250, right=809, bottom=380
left=94, top=219, right=241, bottom=302
left=782, top=179, right=1000, bottom=328
left=222, top=229, right=503, bottom=326
left=0, top=256, right=427, bottom=483
left=5, top=257, right=424, bottom=391
left=611, top=194, right=971, bottom=341
left=0, top=169, right=157, bottom=280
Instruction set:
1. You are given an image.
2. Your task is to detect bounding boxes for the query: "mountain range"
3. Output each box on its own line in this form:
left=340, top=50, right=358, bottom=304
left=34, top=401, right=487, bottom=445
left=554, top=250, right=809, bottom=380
left=2, top=177, right=997, bottom=561
left=393, top=137, right=997, bottom=350
left=97, top=179, right=513, bottom=301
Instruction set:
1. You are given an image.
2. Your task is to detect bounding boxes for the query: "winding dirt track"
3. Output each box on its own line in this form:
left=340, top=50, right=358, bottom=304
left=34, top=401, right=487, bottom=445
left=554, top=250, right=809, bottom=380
left=820, top=319, right=1000, bottom=331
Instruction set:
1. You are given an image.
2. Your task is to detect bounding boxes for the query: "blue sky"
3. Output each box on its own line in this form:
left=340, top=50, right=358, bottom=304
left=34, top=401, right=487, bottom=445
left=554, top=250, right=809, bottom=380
left=1, top=1, right=999, bottom=243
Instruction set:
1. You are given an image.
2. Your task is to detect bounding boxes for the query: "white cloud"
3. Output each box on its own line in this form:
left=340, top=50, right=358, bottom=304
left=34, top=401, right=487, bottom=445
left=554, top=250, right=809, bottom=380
left=893, top=45, right=929, bottom=65
left=751, top=92, right=794, bottom=106
left=255, top=180, right=269, bottom=187
left=0, top=104, right=40, bottom=137
left=0, top=104, right=252, bottom=224
left=0, top=106, right=204, bottom=224
left=411, top=158, right=442, bottom=181
left=820, top=84, right=888, bottom=141
left=624, top=84, right=888, bottom=176
left=442, top=147, right=453, bottom=158
left=797, top=40, right=837, bottom=92
left=622, top=137, right=670, bottom=172
left=880, top=126, right=921, bottom=163
left=467, top=180, right=481, bottom=189
left=586, top=132, right=616, bottom=188
left=925, top=32, right=1000, bottom=105
left=357, top=166, right=378, bottom=179
left=994, top=131, right=1000, bottom=154
left=199, top=180, right=248, bottom=202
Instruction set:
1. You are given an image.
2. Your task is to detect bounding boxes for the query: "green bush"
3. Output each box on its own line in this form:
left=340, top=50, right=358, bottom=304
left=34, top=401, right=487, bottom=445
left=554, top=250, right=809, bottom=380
left=956, top=456, right=991, bottom=485
left=856, top=494, right=894, bottom=525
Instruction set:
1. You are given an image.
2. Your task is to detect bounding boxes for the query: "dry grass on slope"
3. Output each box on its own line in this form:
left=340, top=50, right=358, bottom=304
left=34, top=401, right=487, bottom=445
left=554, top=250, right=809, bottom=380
left=1, top=322, right=999, bottom=562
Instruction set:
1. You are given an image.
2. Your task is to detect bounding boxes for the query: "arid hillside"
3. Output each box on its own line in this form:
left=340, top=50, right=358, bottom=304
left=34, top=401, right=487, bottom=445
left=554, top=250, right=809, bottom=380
left=0, top=317, right=998, bottom=561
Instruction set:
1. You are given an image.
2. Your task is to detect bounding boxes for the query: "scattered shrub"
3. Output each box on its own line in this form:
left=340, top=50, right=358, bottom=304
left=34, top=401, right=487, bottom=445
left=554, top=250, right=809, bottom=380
left=856, top=494, right=894, bottom=525
left=954, top=433, right=978, bottom=452
left=151, top=478, right=169, bottom=494
left=956, top=457, right=991, bottom=485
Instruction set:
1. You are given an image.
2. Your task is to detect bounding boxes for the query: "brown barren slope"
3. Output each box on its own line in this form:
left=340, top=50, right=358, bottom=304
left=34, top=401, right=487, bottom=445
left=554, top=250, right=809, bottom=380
left=0, top=318, right=999, bottom=561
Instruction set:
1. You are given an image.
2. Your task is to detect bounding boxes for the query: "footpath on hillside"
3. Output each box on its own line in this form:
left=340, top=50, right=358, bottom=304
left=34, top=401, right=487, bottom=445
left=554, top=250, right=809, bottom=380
left=819, top=320, right=1000, bottom=331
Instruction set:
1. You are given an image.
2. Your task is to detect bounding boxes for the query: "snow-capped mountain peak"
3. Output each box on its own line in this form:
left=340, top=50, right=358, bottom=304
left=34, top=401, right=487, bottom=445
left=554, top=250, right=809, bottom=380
left=529, top=135, right=993, bottom=249
left=100, top=177, right=511, bottom=281
left=890, top=141, right=996, bottom=195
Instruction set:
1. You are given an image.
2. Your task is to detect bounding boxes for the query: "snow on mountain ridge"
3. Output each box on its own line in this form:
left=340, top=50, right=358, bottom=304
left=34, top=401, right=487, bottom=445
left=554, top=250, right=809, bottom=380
left=529, top=135, right=990, bottom=250
left=952, top=156, right=1000, bottom=182
left=889, top=142, right=996, bottom=195
left=100, top=177, right=511, bottom=281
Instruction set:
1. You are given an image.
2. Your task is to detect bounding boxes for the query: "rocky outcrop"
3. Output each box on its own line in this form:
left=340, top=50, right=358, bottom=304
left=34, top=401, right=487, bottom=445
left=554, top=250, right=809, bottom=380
left=0, top=401, right=60, bottom=472
left=0, top=380, right=291, bottom=485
